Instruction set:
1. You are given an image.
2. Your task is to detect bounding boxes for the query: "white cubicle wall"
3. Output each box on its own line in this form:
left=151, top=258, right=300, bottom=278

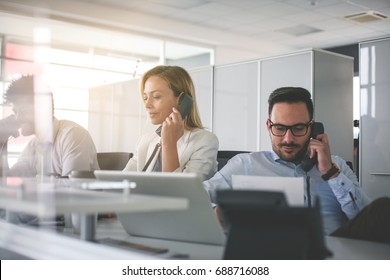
left=213, top=61, right=259, bottom=151
left=89, top=79, right=152, bottom=153
left=188, top=66, right=214, bottom=131
left=359, top=37, right=390, bottom=199
left=312, top=50, right=354, bottom=164
left=88, top=48, right=353, bottom=164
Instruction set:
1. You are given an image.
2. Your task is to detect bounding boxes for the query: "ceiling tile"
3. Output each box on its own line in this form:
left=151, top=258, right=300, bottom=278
left=276, top=24, right=323, bottom=36
left=283, top=10, right=329, bottom=24
left=186, top=2, right=239, bottom=16
left=349, top=0, right=390, bottom=10
left=316, top=2, right=367, bottom=17
left=148, top=0, right=212, bottom=9
left=250, top=2, right=303, bottom=17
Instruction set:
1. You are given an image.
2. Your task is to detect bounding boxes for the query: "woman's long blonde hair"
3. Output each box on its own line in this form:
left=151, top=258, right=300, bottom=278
left=140, top=65, right=203, bottom=130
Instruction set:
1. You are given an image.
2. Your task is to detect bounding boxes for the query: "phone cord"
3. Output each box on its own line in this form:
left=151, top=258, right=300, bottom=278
left=306, top=175, right=312, bottom=208
left=142, top=143, right=161, bottom=172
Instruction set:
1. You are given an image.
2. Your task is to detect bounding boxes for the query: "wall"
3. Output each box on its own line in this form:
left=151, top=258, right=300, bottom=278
left=359, top=37, right=390, bottom=199
left=88, top=79, right=153, bottom=153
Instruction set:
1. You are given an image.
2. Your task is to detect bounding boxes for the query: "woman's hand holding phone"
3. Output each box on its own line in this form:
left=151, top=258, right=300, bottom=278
left=161, top=107, right=185, bottom=143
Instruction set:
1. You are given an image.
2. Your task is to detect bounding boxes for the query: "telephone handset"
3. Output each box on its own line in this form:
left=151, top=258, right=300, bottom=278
left=177, top=92, right=193, bottom=119
left=155, top=92, right=193, bottom=136
left=300, top=122, right=324, bottom=172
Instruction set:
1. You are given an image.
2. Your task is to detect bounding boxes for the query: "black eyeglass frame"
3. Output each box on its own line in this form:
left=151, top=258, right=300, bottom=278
left=268, top=119, right=313, bottom=137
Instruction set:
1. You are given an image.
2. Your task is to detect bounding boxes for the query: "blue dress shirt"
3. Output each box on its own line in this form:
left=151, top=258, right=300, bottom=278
left=203, top=151, right=372, bottom=235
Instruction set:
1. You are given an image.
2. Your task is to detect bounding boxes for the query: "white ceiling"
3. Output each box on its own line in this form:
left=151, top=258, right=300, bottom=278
left=0, top=0, right=390, bottom=64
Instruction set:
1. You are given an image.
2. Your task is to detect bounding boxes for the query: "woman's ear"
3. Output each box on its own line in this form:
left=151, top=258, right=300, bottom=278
left=177, top=92, right=184, bottom=104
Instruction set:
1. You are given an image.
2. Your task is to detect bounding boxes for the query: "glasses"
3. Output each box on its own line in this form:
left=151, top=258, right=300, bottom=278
left=269, top=120, right=313, bottom=137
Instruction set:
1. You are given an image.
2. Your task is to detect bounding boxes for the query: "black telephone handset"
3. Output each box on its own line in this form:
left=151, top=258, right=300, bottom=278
left=177, top=92, right=193, bottom=119
left=155, top=92, right=193, bottom=136
left=301, top=122, right=324, bottom=172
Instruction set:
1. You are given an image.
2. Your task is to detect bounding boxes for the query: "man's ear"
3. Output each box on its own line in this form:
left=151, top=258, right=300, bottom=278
left=266, top=119, right=272, bottom=135
left=266, top=119, right=271, bottom=128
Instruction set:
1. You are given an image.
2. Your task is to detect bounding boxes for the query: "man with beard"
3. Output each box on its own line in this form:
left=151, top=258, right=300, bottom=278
left=203, top=87, right=390, bottom=244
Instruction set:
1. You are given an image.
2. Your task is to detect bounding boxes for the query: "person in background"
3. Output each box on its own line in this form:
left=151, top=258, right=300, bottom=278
left=203, top=87, right=390, bottom=244
left=123, top=65, right=218, bottom=181
left=0, top=75, right=99, bottom=225
left=0, top=75, right=99, bottom=178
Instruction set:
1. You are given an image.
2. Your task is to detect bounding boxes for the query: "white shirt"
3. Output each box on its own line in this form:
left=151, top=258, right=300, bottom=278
left=10, top=118, right=99, bottom=177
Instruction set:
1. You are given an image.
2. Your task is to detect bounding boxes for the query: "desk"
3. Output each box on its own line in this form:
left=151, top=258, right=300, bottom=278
left=326, top=236, right=390, bottom=260
left=95, top=219, right=390, bottom=260
left=0, top=179, right=187, bottom=241
left=95, top=219, right=224, bottom=259
left=2, top=214, right=389, bottom=260
left=0, top=220, right=157, bottom=259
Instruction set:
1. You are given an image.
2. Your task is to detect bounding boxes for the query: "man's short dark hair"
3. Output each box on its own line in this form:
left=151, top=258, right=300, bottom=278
left=4, top=75, right=35, bottom=104
left=268, top=87, right=314, bottom=120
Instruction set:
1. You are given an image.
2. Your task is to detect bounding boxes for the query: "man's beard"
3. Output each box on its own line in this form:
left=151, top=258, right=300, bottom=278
left=276, top=140, right=310, bottom=164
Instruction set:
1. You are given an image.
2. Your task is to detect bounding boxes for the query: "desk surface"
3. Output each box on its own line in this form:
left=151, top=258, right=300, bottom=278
left=95, top=219, right=390, bottom=260
left=2, top=216, right=390, bottom=260
left=326, top=236, right=390, bottom=260
left=0, top=220, right=156, bottom=260
left=0, top=180, right=187, bottom=217
left=95, top=219, right=223, bottom=260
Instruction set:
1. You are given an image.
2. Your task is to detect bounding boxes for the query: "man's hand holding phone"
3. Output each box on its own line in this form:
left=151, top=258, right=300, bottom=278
left=307, top=133, right=334, bottom=174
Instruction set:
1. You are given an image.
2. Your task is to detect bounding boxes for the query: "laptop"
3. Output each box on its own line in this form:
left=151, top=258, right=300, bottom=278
left=94, top=170, right=226, bottom=245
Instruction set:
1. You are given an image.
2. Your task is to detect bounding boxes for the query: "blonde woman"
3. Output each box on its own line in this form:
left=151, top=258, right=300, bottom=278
left=123, top=65, right=218, bottom=181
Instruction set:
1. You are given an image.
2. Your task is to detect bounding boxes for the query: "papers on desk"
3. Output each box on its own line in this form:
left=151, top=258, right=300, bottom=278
left=232, top=175, right=304, bottom=206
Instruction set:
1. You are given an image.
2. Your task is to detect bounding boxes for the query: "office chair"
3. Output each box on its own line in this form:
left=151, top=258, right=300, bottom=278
left=217, top=150, right=250, bottom=171
left=97, top=152, right=133, bottom=170
left=346, top=161, right=353, bottom=171
left=94, top=152, right=132, bottom=220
